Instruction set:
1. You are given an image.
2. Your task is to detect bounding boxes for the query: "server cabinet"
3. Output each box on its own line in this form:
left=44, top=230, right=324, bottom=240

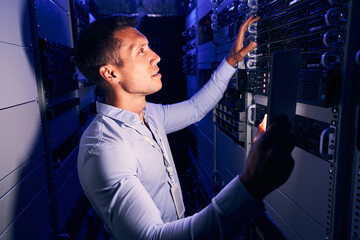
left=187, top=0, right=359, bottom=239
left=28, top=0, right=94, bottom=238
left=0, top=0, right=52, bottom=238
left=340, top=0, right=360, bottom=239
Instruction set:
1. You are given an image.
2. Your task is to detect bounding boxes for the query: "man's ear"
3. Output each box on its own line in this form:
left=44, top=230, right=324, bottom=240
left=99, top=65, right=118, bottom=83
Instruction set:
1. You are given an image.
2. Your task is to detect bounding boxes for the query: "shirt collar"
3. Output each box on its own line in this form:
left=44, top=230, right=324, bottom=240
left=142, top=105, right=150, bottom=124
left=96, top=101, right=144, bottom=126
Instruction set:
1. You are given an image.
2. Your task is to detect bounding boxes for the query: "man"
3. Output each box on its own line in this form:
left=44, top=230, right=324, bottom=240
left=75, top=14, right=295, bottom=239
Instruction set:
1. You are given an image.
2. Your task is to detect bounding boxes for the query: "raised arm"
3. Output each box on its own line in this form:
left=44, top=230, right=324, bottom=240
left=162, top=16, right=260, bottom=133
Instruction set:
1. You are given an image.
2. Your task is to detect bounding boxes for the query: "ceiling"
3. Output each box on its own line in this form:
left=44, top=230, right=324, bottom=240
left=92, top=0, right=189, bottom=16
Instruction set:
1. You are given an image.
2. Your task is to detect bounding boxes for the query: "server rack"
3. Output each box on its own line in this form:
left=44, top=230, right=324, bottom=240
left=185, top=0, right=359, bottom=239
left=339, top=0, right=360, bottom=239
left=0, top=0, right=96, bottom=239
left=0, top=0, right=52, bottom=239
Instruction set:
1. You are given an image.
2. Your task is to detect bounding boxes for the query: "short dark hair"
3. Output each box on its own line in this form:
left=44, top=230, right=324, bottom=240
left=74, top=15, right=138, bottom=88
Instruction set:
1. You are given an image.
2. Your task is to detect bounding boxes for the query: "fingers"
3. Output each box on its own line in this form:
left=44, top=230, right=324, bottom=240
left=269, top=132, right=295, bottom=162
left=248, top=16, right=260, bottom=26
left=237, top=16, right=254, bottom=43
left=260, top=131, right=295, bottom=190
left=237, top=15, right=260, bottom=43
left=239, top=15, right=258, bottom=35
left=227, top=15, right=260, bottom=66
left=239, top=41, right=257, bottom=60
left=243, top=15, right=260, bottom=32
left=260, top=115, right=291, bottom=147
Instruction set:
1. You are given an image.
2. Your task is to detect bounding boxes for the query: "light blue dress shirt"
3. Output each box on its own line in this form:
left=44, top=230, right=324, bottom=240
left=77, top=58, right=264, bottom=239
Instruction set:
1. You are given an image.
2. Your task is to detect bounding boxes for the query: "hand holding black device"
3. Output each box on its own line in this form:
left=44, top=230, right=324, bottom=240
left=241, top=50, right=300, bottom=201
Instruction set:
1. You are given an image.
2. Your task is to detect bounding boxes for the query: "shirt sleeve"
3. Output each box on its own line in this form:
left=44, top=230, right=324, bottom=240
left=79, top=143, right=264, bottom=240
left=161, top=58, right=238, bottom=134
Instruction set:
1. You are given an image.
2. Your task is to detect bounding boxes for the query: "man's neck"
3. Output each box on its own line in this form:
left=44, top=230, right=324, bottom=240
left=105, top=93, right=146, bottom=123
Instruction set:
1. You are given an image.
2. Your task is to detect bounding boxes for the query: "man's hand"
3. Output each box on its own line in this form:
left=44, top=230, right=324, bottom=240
left=240, top=115, right=296, bottom=202
left=226, top=15, right=260, bottom=67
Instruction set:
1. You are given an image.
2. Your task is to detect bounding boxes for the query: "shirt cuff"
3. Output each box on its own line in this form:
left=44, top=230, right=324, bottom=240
left=217, top=58, right=238, bottom=82
left=213, top=176, right=264, bottom=226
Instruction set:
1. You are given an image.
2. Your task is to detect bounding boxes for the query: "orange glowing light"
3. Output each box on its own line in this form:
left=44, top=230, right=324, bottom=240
left=259, top=114, right=268, bottom=132
left=253, top=114, right=268, bottom=143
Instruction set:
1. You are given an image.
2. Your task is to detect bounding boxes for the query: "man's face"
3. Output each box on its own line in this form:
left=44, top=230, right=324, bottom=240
left=113, top=27, right=162, bottom=96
